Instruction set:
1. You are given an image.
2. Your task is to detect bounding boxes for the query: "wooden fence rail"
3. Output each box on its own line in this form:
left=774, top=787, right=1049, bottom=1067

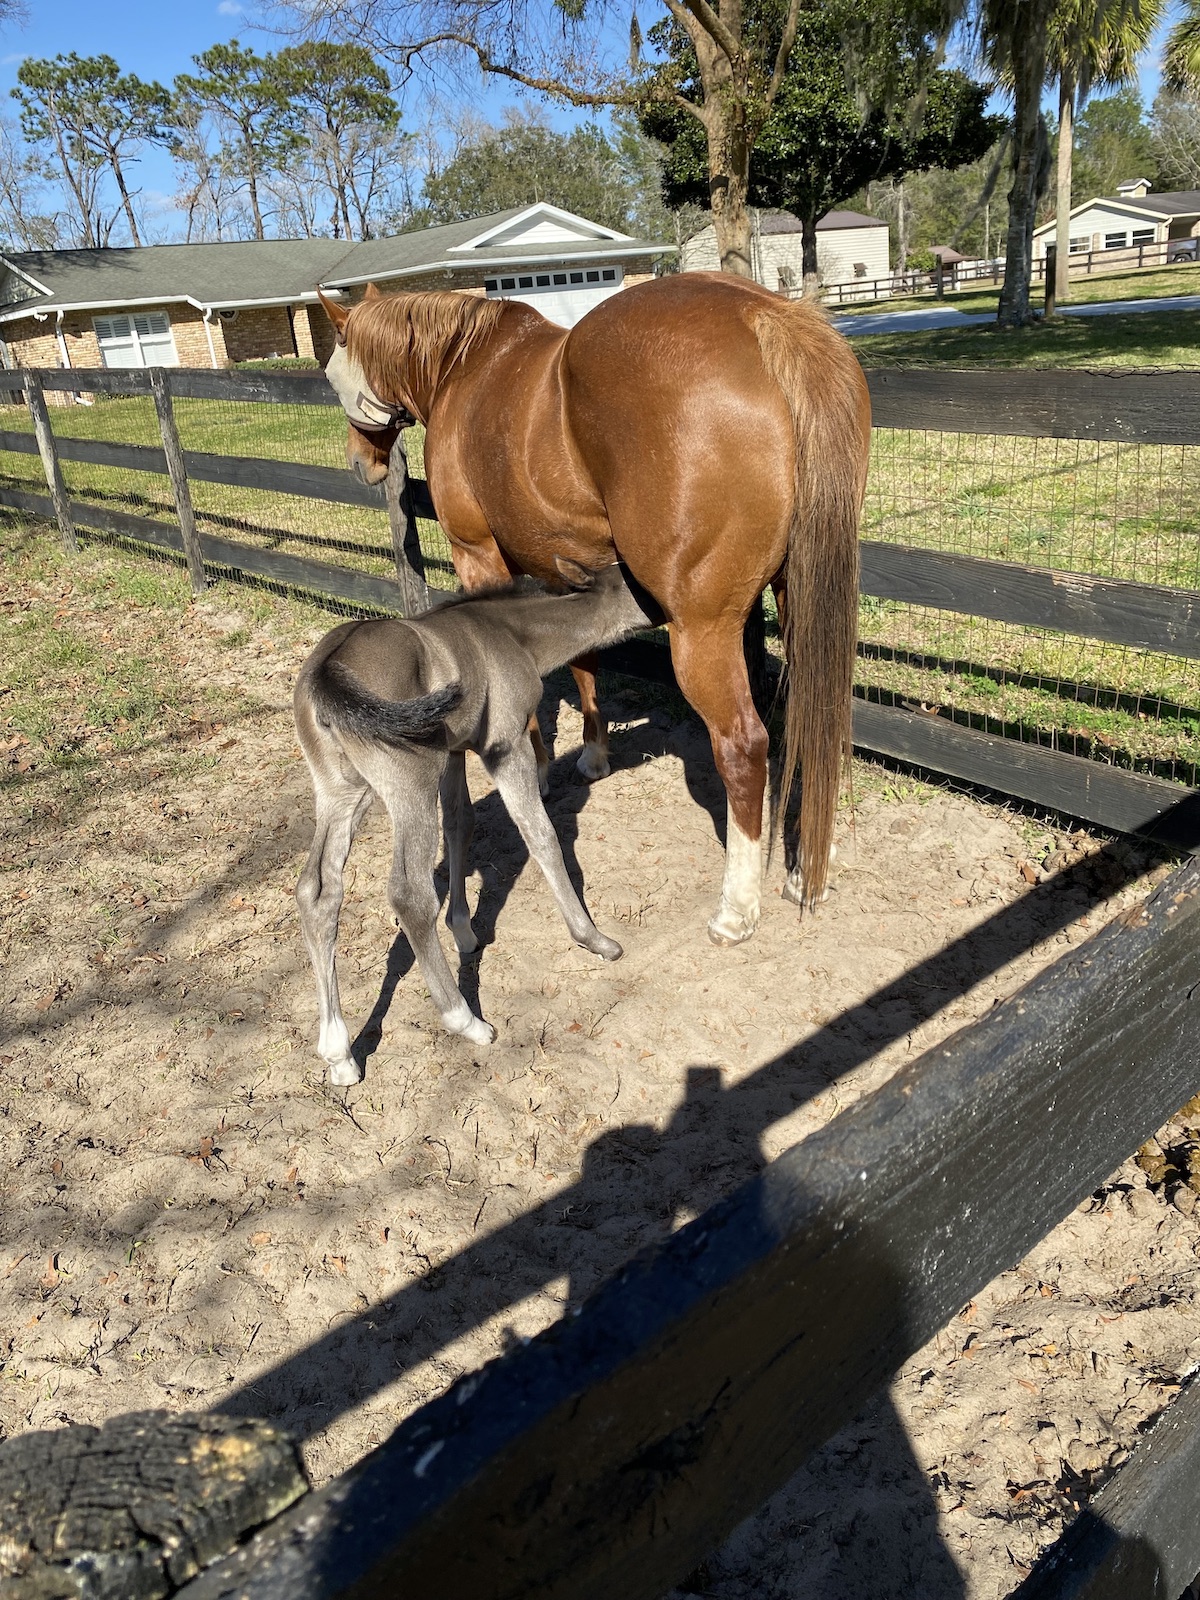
left=162, top=854, right=1200, bottom=1600
left=2, top=363, right=1198, bottom=848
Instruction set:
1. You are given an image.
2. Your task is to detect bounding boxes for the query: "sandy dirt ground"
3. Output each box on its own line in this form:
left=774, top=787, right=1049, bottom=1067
left=3, top=595, right=1200, bottom=1599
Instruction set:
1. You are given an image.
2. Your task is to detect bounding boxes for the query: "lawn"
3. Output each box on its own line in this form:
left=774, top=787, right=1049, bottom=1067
left=851, top=306, right=1200, bottom=370
left=1, top=367, right=1197, bottom=786
left=835, top=260, right=1200, bottom=320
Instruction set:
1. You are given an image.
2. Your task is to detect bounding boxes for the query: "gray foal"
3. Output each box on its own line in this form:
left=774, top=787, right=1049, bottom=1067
left=294, top=560, right=655, bottom=1085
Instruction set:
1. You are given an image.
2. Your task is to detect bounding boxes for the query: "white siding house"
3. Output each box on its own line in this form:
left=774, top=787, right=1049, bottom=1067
left=1032, top=180, right=1200, bottom=268
left=682, top=209, right=890, bottom=291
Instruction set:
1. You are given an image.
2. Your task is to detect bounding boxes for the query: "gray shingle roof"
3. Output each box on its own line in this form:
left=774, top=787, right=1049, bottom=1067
left=1105, top=189, right=1200, bottom=217
left=0, top=206, right=673, bottom=319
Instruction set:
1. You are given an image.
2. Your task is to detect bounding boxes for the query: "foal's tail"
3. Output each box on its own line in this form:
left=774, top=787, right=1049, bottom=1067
left=312, top=657, right=464, bottom=747
left=753, top=299, right=869, bottom=908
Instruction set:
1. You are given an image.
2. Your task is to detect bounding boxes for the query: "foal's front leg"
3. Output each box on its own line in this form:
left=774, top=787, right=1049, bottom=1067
left=486, top=740, right=622, bottom=962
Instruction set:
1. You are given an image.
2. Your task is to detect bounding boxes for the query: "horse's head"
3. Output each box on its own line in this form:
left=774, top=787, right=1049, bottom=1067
left=318, top=284, right=413, bottom=486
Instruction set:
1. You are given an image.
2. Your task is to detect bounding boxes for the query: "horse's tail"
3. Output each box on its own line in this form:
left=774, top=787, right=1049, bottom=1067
left=312, top=656, right=464, bottom=748
left=752, top=299, right=869, bottom=908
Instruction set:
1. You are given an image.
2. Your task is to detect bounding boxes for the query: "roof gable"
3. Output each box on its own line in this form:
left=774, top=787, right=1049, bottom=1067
left=448, top=203, right=633, bottom=252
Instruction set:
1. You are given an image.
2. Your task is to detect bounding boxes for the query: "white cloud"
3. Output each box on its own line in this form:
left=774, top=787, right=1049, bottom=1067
left=1, top=52, right=28, bottom=65
left=217, top=1, right=243, bottom=14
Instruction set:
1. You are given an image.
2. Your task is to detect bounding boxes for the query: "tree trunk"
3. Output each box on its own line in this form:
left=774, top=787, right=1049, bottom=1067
left=997, top=8, right=1052, bottom=329
left=109, top=152, right=142, bottom=247
left=896, top=180, right=909, bottom=274
left=800, top=212, right=820, bottom=293
left=706, top=96, right=754, bottom=277
left=247, top=165, right=266, bottom=241
left=1054, top=78, right=1074, bottom=304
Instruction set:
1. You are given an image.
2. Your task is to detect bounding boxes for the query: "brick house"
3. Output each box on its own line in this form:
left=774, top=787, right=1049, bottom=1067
left=0, top=204, right=673, bottom=374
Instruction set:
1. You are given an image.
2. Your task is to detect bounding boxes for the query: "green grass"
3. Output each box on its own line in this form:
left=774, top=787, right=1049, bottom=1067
left=0, top=396, right=457, bottom=593
left=835, top=260, right=1200, bottom=320
left=852, top=307, right=1200, bottom=370
left=0, top=513, right=334, bottom=831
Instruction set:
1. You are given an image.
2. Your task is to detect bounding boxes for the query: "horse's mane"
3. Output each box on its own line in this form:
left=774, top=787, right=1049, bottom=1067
left=346, top=291, right=507, bottom=404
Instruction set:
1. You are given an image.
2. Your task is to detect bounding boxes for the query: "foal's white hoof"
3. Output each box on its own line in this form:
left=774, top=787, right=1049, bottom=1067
left=328, top=1057, right=363, bottom=1087
left=458, top=1015, right=496, bottom=1047
left=576, top=743, right=610, bottom=782
left=707, top=902, right=759, bottom=947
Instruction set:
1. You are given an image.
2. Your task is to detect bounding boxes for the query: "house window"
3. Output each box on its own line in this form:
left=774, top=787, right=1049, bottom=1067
left=94, top=311, right=178, bottom=369
left=1068, top=236, right=1090, bottom=253
left=1104, top=231, right=1128, bottom=250
left=1131, top=228, right=1155, bottom=245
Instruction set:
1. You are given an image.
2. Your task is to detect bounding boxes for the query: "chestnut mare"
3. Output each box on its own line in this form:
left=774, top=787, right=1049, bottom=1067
left=317, top=272, right=870, bottom=946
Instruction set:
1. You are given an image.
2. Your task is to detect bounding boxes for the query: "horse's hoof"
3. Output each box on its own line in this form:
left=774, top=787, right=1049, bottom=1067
left=707, top=905, right=759, bottom=947
left=585, top=933, right=623, bottom=962
left=783, top=873, right=832, bottom=908
left=328, top=1057, right=363, bottom=1087
left=576, top=744, right=610, bottom=782
left=460, top=1015, right=497, bottom=1047
left=450, top=920, right=478, bottom=955
left=537, top=762, right=550, bottom=798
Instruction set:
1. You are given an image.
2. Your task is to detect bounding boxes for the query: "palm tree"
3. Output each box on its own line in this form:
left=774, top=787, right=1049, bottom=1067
left=1164, top=2, right=1200, bottom=91
left=1047, top=0, right=1163, bottom=303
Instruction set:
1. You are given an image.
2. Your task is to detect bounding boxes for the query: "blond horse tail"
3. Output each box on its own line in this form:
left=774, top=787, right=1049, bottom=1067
left=753, top=300, right=869, bottom=909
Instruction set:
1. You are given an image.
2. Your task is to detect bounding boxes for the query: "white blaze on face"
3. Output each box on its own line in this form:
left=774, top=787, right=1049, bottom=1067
left=324, top=343, right=406, bottom=429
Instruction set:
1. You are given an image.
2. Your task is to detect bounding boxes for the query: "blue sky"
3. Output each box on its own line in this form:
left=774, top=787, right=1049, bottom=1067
left=0, top=0, right=1184, bottom=242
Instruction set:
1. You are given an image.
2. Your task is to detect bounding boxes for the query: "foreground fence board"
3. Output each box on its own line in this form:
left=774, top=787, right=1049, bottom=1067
left=179, top=861, right=1200, bottom=1600
left=860, top=542, right=1200, bottom=660
left=1015, top=1376, right=1200, bottom=1600
left=866, top=367, right=1200, bottom=446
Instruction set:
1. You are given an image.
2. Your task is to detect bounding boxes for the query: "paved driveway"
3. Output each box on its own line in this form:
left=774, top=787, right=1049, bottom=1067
left=833, top=292, right=1200, bottom=338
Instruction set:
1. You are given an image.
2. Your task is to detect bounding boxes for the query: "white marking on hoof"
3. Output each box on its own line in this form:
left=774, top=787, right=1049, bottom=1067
left=784, top=842, right=838, bottom=908
left=576, top=742, right=610, bottom=782
left=328, top=1057, right=363, bottom=1087
left=459, top=1015, right=497, bottom=1046
left=709, top=809, right=762, bottom=946
left=707, top=904, right=759, bottom=946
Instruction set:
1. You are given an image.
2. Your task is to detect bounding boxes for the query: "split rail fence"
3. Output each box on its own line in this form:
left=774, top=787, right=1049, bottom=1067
left=1, top=362, right=1198, bottom=852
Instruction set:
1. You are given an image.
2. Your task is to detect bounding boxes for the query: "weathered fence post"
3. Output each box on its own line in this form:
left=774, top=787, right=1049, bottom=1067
left=743, top=593, right=770, bottom=718
left=150, top=367, right=206, bottom=596
left=24, top=374, right=76, bottom=555
left=386, top=432, right=430, bottom=616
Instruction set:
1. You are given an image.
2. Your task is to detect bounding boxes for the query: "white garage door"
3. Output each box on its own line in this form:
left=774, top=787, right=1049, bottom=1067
left=484, top=265, right=624, bottom=328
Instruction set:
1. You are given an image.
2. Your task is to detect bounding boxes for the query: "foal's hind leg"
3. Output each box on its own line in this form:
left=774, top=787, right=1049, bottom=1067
left=376, top=758, right=496, bottom=1047
left=485, top=740, right=622, bottom=962
left=439, top=751, right=478, bottom=954
left=295, top=770, right=375, bottom=1086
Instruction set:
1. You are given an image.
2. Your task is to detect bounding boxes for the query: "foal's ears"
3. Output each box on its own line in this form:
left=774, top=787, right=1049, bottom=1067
left=317, top=288, right=349, bottom=347
left=554, top=556, right=597, bottom=590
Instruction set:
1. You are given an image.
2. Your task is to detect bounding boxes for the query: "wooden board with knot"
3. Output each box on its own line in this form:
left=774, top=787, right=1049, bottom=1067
left=0, top=1411, right=307, bottom=1598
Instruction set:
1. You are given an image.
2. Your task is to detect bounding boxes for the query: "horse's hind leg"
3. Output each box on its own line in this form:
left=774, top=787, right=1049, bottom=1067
left=669, top=618, right=769, bottom=947
left=485, top=740, right=622, bottom=962
left=295, top=766, right=375, bottom=1086
left=439, top=751, right=477, bottom=953
left=377, top=757, right=496, bottom=1048
left=770, top=577, right=836, bottom=907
